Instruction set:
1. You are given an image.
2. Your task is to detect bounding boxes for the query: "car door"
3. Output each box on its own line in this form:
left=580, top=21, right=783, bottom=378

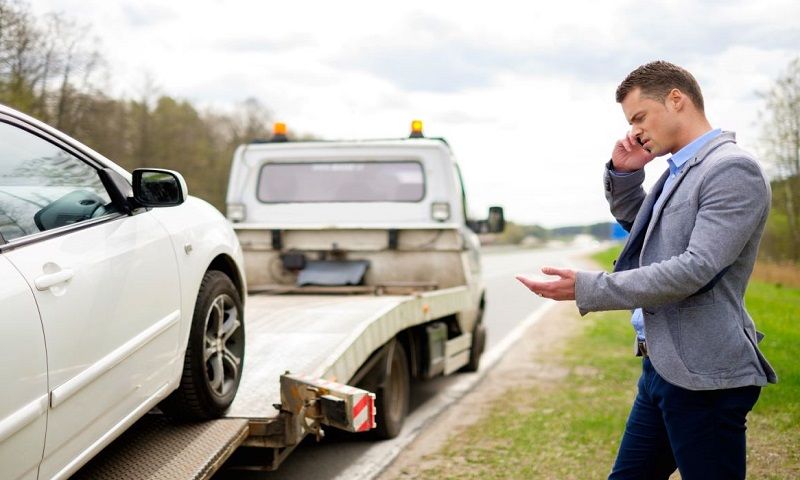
left=0, top=257, right=48, bottom=480
left=0, top=118, right=182, bottom=479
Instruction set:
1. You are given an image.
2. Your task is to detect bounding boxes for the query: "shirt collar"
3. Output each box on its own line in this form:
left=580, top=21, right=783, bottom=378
left=668, top=128, right=722, bottom=174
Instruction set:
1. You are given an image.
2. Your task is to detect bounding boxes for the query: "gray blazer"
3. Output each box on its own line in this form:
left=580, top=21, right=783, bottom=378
left=575, top=132, right=777, bottom=390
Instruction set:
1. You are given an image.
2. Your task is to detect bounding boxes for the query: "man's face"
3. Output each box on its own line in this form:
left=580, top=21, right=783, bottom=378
left=620, top=87, right=680, bottom=157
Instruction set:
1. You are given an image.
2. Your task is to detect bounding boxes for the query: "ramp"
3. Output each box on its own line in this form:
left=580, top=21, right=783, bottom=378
left=72, top=415, right=248, bottom=480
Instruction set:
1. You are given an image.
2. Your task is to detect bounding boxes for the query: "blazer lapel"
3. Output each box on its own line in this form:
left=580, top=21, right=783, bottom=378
left=642, top=164, right=692, bottom=245
left=614, top=169, right=669, bottom=272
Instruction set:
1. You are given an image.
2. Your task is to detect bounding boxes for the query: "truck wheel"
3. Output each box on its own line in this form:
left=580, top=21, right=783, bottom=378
left=374, top=341, right=410, bottom=439
left=161, top=271, right=245, bottom=420
left=462, top=321, right=486, bottom=372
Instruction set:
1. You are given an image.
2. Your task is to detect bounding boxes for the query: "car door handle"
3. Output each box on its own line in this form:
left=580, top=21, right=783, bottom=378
left=35, top=269, right=75, bottom=291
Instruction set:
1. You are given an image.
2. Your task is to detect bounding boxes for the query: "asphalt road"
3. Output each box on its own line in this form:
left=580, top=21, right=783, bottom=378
left=216, top=244, right=601, bottom=480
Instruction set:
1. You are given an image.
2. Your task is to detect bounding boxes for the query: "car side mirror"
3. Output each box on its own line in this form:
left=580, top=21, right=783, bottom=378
left=486, top=206, right=505, bottom=233
left=466, top=206, right=505, bottom=234
left=132, top=169, right=188, bottom=207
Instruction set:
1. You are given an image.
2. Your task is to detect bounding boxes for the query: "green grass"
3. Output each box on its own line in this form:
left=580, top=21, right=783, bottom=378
left=590, top=243, right=623, bottom=271
left=413, top=246, right=799, bottom=479
left=742, top=280, right=800, bottom=478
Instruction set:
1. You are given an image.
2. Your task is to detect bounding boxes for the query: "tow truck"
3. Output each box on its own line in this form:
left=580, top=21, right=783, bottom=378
left=76, top=121, right=504, bottom=478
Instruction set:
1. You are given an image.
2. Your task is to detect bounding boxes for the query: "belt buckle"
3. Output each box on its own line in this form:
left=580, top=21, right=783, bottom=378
left=637, top=340, right=648, bottom=357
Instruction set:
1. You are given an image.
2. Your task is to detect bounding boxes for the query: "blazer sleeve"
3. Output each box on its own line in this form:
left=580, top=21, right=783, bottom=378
left=575, top=155, right=770, bottom=315
left=604, top=160, right=647, bottom=231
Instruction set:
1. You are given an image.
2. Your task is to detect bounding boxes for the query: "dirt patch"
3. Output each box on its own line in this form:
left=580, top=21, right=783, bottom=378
left=752, top=260, right=800, bottom=288
left=379, top=301, right=583, bottom=479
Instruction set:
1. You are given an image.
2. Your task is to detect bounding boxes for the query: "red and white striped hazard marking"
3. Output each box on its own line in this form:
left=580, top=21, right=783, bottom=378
left=353, top=392, right=376, bottom=432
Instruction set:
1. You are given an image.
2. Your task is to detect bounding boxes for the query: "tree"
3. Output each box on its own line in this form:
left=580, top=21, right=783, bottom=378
left=0, top=1, right=104, bottom=126
left=130, top=74, right=160, bottom=169
left=0, top=0, right=43, bottom=113
left=760, top=58, right=800, bottom=261
left=229, top=97, right=273, bottom=144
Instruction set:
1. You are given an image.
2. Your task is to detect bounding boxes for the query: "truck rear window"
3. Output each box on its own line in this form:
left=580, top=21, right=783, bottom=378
left=256, top=161, right=425, bottom=203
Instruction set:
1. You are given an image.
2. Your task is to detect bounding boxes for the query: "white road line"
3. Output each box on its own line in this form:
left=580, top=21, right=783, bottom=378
left=332, top=300, right=558, bottom=480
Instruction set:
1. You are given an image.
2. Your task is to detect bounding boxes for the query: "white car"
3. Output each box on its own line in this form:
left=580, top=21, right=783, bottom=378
left=0, top=103, right=247, bottom=480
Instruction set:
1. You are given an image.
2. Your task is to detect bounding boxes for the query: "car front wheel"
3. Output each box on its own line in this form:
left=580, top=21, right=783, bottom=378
left=161, top=270, right=245, bottom=420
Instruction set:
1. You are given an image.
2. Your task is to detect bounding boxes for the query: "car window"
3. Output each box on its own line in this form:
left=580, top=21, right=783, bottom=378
left=257, top=161, right=425, bottom=203
left=0, top=121, right=114, bottom=242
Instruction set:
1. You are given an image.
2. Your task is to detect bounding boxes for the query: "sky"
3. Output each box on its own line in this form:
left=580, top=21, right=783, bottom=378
left=28, top=0, right=800, bottom=227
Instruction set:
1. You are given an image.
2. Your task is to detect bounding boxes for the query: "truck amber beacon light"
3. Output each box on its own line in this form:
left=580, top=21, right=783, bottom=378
left=409, top=119, right=424, bottom=138
left=272, top=122, right=288, bottom=142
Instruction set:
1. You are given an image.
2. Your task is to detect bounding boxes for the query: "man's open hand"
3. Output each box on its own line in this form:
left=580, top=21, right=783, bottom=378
left=516, top=267, right=576, bottom=301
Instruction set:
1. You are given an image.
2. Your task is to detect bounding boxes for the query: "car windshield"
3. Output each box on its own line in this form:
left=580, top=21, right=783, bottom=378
left=257, top=161, right=425, bottom=203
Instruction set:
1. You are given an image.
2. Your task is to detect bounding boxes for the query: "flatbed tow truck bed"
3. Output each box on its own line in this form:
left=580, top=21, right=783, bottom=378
left=74, top=286, right=471, bottom=479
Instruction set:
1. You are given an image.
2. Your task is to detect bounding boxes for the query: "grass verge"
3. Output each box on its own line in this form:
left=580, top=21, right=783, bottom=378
left=412, top=246, right=798, bottom=479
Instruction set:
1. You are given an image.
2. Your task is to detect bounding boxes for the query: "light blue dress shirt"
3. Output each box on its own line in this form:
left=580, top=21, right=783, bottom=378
left=620, top=128, right=722, bottom=340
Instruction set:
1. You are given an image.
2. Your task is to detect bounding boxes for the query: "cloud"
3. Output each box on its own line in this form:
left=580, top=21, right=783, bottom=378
left=342, top=44, right=519, bottom=92
left=623, top=16, right=799, bottom=59
left=121, top=3, right=178, bottom=28
left=433, top=110, right=495, bottom=125
left=342, top=38, right=638, bottom=93
left=333, top=11, right=524, bottom=92
left=214, top=34, right=317, bottom=54
left=333, top=2, right=799, bottom=95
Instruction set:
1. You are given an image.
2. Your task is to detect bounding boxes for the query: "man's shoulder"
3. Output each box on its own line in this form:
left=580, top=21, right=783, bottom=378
left=696, top=137, right=761, bottom=172
left=692, top=139, right=771, bottom=199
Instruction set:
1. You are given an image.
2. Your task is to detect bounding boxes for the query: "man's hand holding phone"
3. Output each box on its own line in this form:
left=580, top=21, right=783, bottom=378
left=611, top=131, right=657, bottom=172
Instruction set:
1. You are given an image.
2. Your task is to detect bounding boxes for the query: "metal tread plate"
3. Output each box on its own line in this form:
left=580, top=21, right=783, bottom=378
left=72, top=415, right=248, bottom=480
left=225, top=287, right=469, bottom=418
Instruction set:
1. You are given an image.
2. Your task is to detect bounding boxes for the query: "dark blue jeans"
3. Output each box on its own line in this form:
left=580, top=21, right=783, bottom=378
left=609, top=357, right=761, bottom=480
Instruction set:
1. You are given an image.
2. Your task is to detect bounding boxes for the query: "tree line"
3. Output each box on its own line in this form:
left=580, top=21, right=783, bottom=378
left=2, top=0, right=798, bottom=261
left=759, top=58, right=800, bottom=263
left=0, top=0, right=277, bottom=212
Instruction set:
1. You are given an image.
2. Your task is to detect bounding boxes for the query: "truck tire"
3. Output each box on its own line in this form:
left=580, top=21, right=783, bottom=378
left=161, top=270, right=245, bottom=420
left=373, top=341, right=410, bottom=439
left=462, top=321, right=486, bottom=373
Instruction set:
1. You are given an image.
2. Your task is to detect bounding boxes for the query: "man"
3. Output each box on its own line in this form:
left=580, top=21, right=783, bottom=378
left=517, top=61, right=777, bottom=479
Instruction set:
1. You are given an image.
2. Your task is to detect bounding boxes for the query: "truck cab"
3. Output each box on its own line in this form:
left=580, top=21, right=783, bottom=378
left=226, top=123, right=503, bottom=319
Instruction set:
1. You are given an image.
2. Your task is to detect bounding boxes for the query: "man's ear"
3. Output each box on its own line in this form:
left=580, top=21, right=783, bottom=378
left=669, top=88, right=686, bottom=111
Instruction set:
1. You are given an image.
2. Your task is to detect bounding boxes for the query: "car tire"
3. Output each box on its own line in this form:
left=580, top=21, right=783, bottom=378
left=161, top=270, right=245, bottom=420
left=373, top=341, right=410, bottom=439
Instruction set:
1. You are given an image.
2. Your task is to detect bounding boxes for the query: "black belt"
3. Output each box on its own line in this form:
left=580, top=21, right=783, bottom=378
left=637, top=340, right=648, bottom=357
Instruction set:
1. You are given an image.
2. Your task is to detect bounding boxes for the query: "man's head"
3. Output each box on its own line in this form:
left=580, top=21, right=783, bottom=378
left=616, top=61, right=704, bottom=112
left=616, top=61, right=710, bottom=156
